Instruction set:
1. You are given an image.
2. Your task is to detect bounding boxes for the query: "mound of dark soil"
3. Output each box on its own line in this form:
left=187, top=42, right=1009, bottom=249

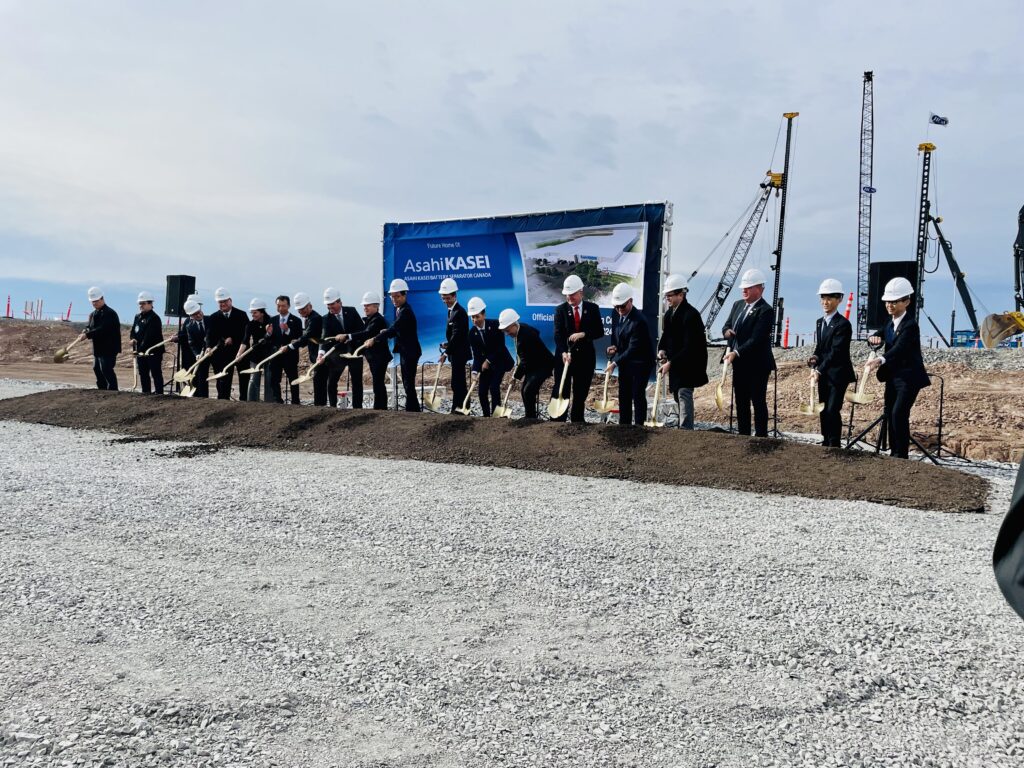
left=0, top=389, right=988, bottom=513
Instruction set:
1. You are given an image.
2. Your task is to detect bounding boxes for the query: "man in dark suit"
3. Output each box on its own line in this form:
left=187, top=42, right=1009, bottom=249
left=170, top=298, right=209, bottom=397
left=722, top=268, right=776, bottom=437
left=499, top=308, right=553, bottom=419
left=289, top=292, right=324, bottom=405
left=657, top=274, right=708, bottom=429
left=206, top=287, right=251, bottom=400
left=366, top=279, right=422, bottom=412
left=807, top=278, right=856, bottom=447
left=605, top=283, right=655, bottom=426
left=552, top=274, right=605, bottom=423
left=268, top=295, right=303, bottom=405
left=319, top=287, right=366, bottom=408
left=129, top=290, right=165, bottom=394
left=349, top=291, right=392, bottom=410
left=467, top=297, right=514, bottom=416
left=865, top=277, right=930, bottom=459
left=78, top=286, right=121, bottom=391
left=438, top=278, right=470, bottom=413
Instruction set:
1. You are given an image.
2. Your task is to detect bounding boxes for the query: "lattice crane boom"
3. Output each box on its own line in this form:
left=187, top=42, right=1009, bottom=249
left=856, top=71, right=874, bottom=338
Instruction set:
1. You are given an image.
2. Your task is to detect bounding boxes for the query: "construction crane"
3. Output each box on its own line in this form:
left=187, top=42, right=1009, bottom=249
left=980, top=204, right=1024, bottom=347
left=912, top=142, right=936, bottom=323
left=698, top=173, right=782, bottom=336
left=856, top=72, right=875, bottom=339
left=929, top=213, right=980, bottom=340
left=770, top=112, right=799, bottom=346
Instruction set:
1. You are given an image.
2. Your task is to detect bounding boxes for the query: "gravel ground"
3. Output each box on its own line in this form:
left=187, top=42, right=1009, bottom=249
left=2, top=380, right=1023, bottom=768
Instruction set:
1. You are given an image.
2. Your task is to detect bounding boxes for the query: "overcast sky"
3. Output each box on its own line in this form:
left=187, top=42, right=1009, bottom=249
left=2, top=0, right=1022, bottom=336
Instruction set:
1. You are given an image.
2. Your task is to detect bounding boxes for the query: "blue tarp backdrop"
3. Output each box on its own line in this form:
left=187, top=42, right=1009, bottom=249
left=382, top=203, right=670, bottom=364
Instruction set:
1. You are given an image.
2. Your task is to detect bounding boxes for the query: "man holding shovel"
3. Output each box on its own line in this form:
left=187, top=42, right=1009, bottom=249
left=78, top=286, right=121, bottom=391
left=206, top=287, right=250, bottom=400
left=656, top=275, right=708, bottom=429
left=129, top=290, right=166, bottom=395
left=171, top=298, right=210, bottom=397
left=365, top=279, right=422, bottom=412
left=467, top=297, right=514, bottom=416
left=438, top=278, right=471, bottom=414
left=499, top=309, right=553, bottom=419
left=807, top=278, right=855, bottom=447
left=721, top=269, right=775, bottom=437
left=269, top=295, right=302, bottom=405
left=319, top=287, right=366, bottom=408
left=605, top=283, right=655, bottom=426
left=288, top=292, right=325, bottom=405
left=552, top=274, right=605, bottom=423
left=348, top=292, right=392, bottom=410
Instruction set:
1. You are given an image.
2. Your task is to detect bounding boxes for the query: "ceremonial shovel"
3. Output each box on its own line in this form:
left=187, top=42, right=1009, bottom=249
left=339, top=342, right=368, bottom=359
left=292, top=346, right=338, bottom=386
left=592, top=368, right=617, bottom=414
left=798, top=375, right=825, bottom=416
left=845, top=352, right=877, bottom=406
left=644, top=370, right=665, bottom=427
left=139, top=339, right=169, bottom=356
left=53, top=336, right=84, bottom=363
left=491, top=377, right=516, bottom=418
left=208, top=347, right=254, bottom=381
left=173, top=343, right=220, bottom=385
left=455, top=372, right=479, bottom=415
left=240, top=346, right=287, bottom=376
left=714, top=361, right=730, bottom=412
left=546, top=364, right=571, bottom=419
left=422, top=362, right=445, bottom=413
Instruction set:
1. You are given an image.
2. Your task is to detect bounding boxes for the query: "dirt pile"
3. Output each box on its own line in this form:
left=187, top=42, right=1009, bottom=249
left=0, top=389, right=988, bottom=513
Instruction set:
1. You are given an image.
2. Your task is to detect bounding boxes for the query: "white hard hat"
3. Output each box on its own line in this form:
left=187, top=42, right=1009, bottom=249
left=497, top=308, right=520, bottom=329
left=137, top=290, right=155, bottom=303
left=818, top=278, right=843, bottom=295
left=361, top=291, right=381, bottom=305
left=186, top=293, right=202, bottom=306
left=249, top=298, right=266, bottom=311
left=562, top=274, right=585, bottom=295
left=467, top=296, right=486, bottom=315
left=663, top=274, right=688, bottom=294
left=214, top=287, right=231, bottom=302
left=292, top=292, right=312, bottom=308
left=87, top=286, right=103, bottom=301
left=388, top=278, right=410, bottom=293
left=610, top=283, right=634, bottom=306
left=881, top=277, right=915, bottom=302
left=323, top=287, right=341, bottom=304
left=739, top=269, right=767, bottom=289
left=438, top=277, right=458, bottom=295
left=183, top=299, right=201, bottom=315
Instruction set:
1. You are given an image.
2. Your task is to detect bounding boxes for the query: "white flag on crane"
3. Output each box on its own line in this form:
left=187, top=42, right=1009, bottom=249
left=929, top=113, right=950, bottom=126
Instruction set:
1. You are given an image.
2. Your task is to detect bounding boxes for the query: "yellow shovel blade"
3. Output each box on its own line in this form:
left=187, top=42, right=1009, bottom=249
left=547, top=397, right=569, bottom=419
left=981, top=312, right=1024, bottom=349
left=845, top=392, right=874, bottom=405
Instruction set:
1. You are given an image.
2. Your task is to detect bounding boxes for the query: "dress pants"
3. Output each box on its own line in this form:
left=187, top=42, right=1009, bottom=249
left=137, top=355, right=164, bottom=394
left=449, top=360, right=468, bottom=413
left=478, top=368, right=504, bottom=416
left=552, top=358, right=596, bottom=423
left=93, top=355, right=118, bottom=391
left=520, top=371, right=549, bottom=419
left=884, top=381, right=921, bottom=459
left=733, top=367, right=771, bottom=437
left=398, top=355, right=420, bottom=412
left=817, top=377, right=849, bottom=447
left=368, top=359, right=389, bottom=410
left=213, top=351, right=249, bottom=401
left=617, top=365, right=652, bottom=426
left=327, top=358, right=363, bottom=408
left=312, top=366, right=328, bottom=406
left=270, top=349, right=301, bottom=404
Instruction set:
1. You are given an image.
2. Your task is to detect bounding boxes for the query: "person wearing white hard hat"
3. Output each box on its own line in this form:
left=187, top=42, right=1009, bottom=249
left=604, top=283, right=656, bottom=426
left=865, top=277, right=930, bottom=459
left=77, top=287, right=121, bottom=390
left=467, top=297, right=514, bottom=416
left=721, top=268, right=776, bottom=437
left=129, top=290, right=166, bottom=394
left=265, top=295, right=303, bottom=405
left=347, top=291, right=392, bottom=409
left=807, top=279, right=856, bottom=447
left=657, top=275, right=708, bottom=429
left=319, top=288, right=367, bottom=409
left=170, top=299, right=210, bottom=396
left=205, top=288, right=251, bottom=400
left=244, top=299, right=276, bottom=402
left=438, top=278, right=471, bottom=414
left=552, top=274, right=604, bottom=423
left=365, top=279, right=422, bottom=411
left=288, top=292, right=325, bottom=405
left=499, top=308, right=554, bottom=418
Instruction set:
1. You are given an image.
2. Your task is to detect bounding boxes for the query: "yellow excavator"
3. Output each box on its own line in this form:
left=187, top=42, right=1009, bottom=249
left=980, top=204, right=1024, bottom=348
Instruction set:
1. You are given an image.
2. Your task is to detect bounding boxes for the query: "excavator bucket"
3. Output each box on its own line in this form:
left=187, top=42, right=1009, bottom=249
left=980, top=312, right=1024, bottom=349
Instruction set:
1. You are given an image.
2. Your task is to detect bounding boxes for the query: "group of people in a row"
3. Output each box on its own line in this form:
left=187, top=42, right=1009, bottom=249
left=78, top=266, right=929, bottom=456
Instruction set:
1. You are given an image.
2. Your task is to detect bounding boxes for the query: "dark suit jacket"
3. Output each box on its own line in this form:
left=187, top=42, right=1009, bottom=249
left=513, top=323, right=554, bottom=379
left=722, top=298, right=776, bottom=374
left=658, top=299, right=709, bottom=390
left=177, top=317, right=207, bottom=359
left=349, top=312, right=393, bottom=366
left=553, top=300, right=604, bottom=363
left=610, top=307, right=655, bottom=372
left=319, top=307, right=366, bottom=357
left=268, top=313, right=303, bottom=350
left=244, top=317, right=274, bottom=364
left=293, top=310, right=323, bottom=363
left=444, top=303, right=471, bottom=363
left=994, top=457, right=1024, bottom=620
left=469, top=319, right=514, bottom=374
left=206, top=307, right=249, bottom=356
left=85, top=305, right=122, bottom=356
left=876, top=316, right=930, bottom=390
left=130, top=310, right=164, bottom=356
left=376, top=303, right=422, bottom=360
left=812, top=313, right=856, bottom=387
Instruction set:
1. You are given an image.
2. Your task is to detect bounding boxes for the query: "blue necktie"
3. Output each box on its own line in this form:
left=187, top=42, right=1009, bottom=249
left=886, top=324, right=895, bottom=344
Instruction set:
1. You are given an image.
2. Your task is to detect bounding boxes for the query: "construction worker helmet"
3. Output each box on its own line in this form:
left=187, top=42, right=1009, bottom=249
left=497, top=308, right=520, bottom=329
left=817, top=278, right=843, bottom=296
left=881, top=277, right=914, bottom=301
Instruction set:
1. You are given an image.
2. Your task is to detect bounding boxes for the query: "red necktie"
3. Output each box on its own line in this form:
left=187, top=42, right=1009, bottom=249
left=573, top=305, right=581, bottom=332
